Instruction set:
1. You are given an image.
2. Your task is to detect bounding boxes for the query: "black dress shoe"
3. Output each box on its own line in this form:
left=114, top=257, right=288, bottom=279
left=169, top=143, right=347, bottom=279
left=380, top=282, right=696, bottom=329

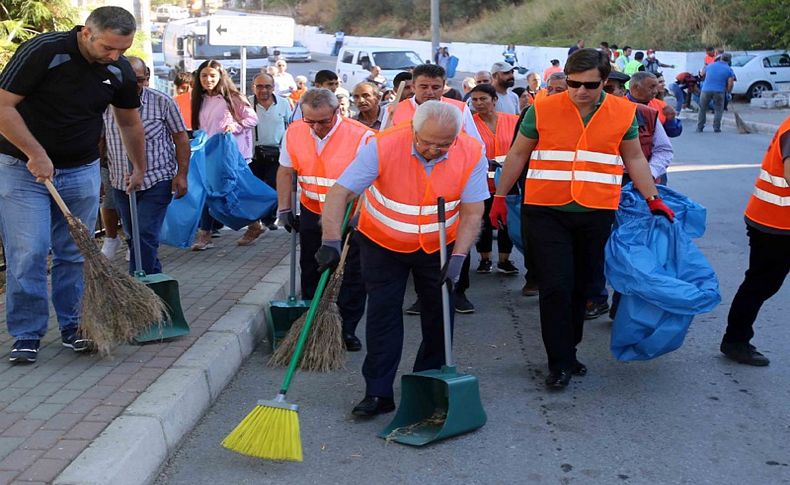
left=352, top=396, right=395, bottom=417
left=572, top=360, right=587, bottom=376
left=545, top=370, right=572, bottom=389
left=343, top=333, right=362, bottom=352
left=720, top=342, right=770, bottom=366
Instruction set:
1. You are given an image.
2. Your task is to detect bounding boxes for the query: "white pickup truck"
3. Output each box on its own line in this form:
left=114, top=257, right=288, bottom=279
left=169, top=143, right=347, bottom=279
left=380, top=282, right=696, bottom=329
left=336, top=46, right=424, bottom=88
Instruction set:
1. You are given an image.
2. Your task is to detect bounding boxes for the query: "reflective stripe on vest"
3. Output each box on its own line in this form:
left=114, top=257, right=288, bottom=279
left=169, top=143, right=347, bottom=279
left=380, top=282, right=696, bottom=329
left=744, top=117, right=790, bottom=230
left=286, top=118, right=369, bottom=214
left=362, top=195, right=461, bottom=234
left=357, top=123, right=483, bottom=253
left=524, top=92, right=635, bottom=210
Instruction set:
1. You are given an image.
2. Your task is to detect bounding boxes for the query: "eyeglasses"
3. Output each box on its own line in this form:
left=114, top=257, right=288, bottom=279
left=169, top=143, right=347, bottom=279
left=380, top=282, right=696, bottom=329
left=566, top=79, right=602, bottom=90
left=303, top=109, right=337, bottom=126
left=413, top=132, right=455, bottom=151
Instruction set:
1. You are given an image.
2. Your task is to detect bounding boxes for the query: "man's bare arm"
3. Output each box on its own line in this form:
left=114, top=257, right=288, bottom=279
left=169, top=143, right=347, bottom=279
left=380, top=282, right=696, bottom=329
left=112, top=106, right=147, bottom=192
left=0, top=88, right=52, bottom=181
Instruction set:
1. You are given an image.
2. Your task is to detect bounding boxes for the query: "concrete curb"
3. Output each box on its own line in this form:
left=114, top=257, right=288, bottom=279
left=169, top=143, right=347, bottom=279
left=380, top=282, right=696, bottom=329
left=678, top=112, right=780, bottom=135
left=54, top=254, right=292, bottom=485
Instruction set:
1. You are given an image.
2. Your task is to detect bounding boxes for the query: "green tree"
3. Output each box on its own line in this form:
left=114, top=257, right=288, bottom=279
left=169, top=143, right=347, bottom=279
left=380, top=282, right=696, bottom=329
left=0, top=0, right=77, bottom=70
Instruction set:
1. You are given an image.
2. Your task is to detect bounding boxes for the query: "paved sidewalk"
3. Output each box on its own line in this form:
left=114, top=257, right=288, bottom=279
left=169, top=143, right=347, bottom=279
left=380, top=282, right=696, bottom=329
left=0, top=227, right=289, bottom=484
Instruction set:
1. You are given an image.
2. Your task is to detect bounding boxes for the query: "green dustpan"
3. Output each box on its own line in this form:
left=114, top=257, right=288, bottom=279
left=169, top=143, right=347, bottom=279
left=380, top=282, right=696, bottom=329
left=125, top=187, right=190, bottom=343
left=268, top=173, right=310, bottom=350
left=379, top=197, right=486, bottom=446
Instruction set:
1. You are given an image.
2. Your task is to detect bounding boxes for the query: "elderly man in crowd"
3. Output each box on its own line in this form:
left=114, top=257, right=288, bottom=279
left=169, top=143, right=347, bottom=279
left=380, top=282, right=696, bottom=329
left=277, top=88, right=373, bottom=352
left=318, top=101, right=487, bottom=417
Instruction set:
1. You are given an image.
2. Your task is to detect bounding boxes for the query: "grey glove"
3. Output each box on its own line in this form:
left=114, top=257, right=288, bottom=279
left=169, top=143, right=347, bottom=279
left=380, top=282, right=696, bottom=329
left=439, top=253, right=466, bottom=291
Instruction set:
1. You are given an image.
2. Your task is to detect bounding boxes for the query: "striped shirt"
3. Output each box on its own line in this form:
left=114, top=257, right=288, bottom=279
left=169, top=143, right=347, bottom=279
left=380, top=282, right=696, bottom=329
left=103, top=87, right=186, bottom=191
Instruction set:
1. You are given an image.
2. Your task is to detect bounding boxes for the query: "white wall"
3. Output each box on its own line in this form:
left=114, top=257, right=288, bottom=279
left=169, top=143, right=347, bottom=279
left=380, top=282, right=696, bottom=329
left=295, top=25, right=708, bottom=81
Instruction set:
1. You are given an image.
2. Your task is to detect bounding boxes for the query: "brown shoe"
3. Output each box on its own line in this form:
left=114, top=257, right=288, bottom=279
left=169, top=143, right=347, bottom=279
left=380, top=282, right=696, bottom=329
left=237, top=221, right=265, bottom=246
left=522, top=283, right=539, bottom=297
left=191, top=230, right=214, bottom=251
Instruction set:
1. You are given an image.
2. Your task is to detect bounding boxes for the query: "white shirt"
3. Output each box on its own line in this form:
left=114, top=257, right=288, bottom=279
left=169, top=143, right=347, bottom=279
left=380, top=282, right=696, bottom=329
left=274, top=72, right=296, bottom=97
left=279, top=116, right=373, bottom=168
left=379, top=97, right=485, bottom=150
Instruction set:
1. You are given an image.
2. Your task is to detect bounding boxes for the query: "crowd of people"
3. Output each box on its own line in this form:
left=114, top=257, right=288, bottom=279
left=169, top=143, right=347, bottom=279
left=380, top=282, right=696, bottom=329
left=0, top=6, right=787, bottom=414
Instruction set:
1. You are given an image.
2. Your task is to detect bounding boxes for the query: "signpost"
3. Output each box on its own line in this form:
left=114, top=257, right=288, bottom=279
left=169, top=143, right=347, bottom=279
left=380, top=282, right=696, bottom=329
left=208, top=15, right=295, bottom=94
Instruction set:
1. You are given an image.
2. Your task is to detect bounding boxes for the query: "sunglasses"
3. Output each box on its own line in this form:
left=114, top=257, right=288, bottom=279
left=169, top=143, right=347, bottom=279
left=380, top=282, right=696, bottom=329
left=566, top=79, right=602, bottom=90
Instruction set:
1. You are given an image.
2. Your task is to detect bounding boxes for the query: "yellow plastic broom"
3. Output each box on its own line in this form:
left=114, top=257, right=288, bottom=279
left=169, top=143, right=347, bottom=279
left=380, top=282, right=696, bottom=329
left=221, top=204, right=352, bottom=461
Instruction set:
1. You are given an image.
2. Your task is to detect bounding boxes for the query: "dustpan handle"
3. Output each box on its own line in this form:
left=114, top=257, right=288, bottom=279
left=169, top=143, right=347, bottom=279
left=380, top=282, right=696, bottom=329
left=127, top=161, right=144, bottom=276
left=288, top=172, right=298, bottom=299
left=437, top=197, right=454, bottom=368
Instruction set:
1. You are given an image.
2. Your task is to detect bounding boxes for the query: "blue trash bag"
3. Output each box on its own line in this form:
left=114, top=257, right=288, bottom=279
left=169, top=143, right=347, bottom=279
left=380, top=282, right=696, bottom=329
left=203, top=132, right=278, bottom=231
left=493, top=166, right=525, bottom=254
left=160, top=131, right=209, bottom=248
left=605, top=185, right=721, bottom=361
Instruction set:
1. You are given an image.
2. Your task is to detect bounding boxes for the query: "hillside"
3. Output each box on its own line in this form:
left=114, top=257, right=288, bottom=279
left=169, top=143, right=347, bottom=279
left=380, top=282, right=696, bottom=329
left=293, top=0, right=789, bottom=51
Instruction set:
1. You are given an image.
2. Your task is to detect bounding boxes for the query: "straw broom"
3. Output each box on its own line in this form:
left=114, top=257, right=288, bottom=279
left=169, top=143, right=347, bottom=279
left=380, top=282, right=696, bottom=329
left=45, top=180, right=167, bottom=355
left=268, top=228, right=353, bottom=371
left=222, top=204, right=354, bottom=461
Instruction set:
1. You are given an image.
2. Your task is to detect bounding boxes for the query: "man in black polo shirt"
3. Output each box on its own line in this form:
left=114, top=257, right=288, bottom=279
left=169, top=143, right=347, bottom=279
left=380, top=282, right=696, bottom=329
left=0, top=6, right=147, bottom=363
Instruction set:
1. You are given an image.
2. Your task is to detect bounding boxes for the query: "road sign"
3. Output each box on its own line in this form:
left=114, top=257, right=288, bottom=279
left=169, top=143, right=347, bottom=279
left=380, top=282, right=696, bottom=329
left=207, top=15, right=294, bottom=47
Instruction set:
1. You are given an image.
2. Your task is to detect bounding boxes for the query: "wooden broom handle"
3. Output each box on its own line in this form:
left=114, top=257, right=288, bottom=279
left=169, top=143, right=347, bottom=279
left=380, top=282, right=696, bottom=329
left=382, top=81, right=406, bottom=131
left=44, top=179, right=73, bottom=217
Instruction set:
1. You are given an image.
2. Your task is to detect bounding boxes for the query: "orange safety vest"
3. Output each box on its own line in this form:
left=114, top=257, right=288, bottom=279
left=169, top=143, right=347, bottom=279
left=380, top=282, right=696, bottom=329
left=390, top=96, right=468, bottom=126
left=286, top=118, right=369, bottom=214
left=473, top=112, right=519, bottom=193
left=357, top=123, right=482, bottom=254
left=173, top=92, right=192, bottom=130
left=744, top=116, right=790, bottom=230
left=525, top=91, right=636, bottom=210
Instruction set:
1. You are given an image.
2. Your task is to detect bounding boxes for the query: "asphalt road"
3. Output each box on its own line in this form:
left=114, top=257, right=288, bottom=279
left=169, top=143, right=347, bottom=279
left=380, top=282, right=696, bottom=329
left=155, top=104, right=789, bottom=484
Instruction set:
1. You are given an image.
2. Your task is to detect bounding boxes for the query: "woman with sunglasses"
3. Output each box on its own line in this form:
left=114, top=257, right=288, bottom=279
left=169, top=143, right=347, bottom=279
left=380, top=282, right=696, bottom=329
left=190, top=59, right=257, bottom=250
left=490, top=49, right=674, bottom=390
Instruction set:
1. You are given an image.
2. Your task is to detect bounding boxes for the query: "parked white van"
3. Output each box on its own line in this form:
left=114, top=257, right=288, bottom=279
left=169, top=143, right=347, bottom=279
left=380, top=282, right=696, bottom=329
left=336, top=47, right=423, bottom=88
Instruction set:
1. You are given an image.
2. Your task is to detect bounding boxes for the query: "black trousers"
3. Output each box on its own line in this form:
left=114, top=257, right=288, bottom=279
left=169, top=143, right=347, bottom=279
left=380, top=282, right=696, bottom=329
left=520, top=202, right=539, bottom=286
left=476, top=196, right=513, bottom=255
left=298, top=205, right=365, bottom=335
left=526, top=205, right=615, bottom=371
left=359, top=235, right=454, bottom=398
left=724, top=225, right=790, bottom=344
left=248, top=147, right=280, bottom=224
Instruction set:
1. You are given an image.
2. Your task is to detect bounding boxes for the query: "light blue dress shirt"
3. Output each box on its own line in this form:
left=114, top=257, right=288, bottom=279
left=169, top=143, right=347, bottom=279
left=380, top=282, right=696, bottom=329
left=336, top=137, right=490, bottom=203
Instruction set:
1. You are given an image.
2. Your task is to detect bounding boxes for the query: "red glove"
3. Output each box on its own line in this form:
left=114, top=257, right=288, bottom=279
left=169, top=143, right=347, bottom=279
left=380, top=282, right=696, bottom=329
left=489, top=195, right=508, bottom=228
left=647, top=197, right=675, bottom=222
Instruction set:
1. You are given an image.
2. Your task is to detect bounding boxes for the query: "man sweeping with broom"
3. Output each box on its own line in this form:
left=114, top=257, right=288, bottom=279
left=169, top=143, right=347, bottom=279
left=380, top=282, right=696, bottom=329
left=0, top=6, right=147, bottom=363
left=319, top=101, right=487, bottom=417
left=276, top=88, right=373, bottom=352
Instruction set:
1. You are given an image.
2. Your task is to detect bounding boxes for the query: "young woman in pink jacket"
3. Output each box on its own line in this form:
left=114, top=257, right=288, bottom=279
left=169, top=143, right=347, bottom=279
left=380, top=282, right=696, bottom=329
left=190, top=59, right=257, bottom=250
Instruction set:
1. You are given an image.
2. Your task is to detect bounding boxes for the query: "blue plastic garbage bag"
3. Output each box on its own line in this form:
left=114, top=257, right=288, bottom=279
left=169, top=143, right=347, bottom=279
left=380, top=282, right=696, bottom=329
left=160, top=131, right=208, bottom=248
left=605, top=184, right=721, bottom=361
left=203, top=132, right=277, bottom=231
left=493, top=166, right=525, bottom=254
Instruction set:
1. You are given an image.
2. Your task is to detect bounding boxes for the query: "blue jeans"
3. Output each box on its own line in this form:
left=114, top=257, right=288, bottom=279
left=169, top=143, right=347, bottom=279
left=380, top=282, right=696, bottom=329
left=0, top=155, right=100, bottom=340
left=697, top=91, right=725, bottom=131
left=113, top=179, right=172, bottom=275
left=670, top=83, right=687, bottom=111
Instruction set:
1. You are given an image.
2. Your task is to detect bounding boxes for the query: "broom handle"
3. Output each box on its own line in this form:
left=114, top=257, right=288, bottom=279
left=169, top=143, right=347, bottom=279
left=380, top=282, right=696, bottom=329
left=381, top=81, right=406, bottom=131
left=279, top=201, right=353, bottom=394
left=335, top=201, right=363, bottom=269
left=437, top=197, right=454, bottom=368
left=44, top=180, right=73, bottom=218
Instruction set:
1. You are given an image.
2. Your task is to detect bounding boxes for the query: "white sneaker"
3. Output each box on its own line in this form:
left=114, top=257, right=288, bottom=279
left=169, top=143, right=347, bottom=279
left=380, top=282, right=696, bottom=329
left=101, top=236, right=122, bottom=258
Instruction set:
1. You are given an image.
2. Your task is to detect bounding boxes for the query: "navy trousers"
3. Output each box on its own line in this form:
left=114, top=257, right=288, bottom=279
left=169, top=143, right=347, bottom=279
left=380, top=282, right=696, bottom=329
left=359, top=235, right=454, bottom=398
left=298, top=204, right=365, bottom=336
